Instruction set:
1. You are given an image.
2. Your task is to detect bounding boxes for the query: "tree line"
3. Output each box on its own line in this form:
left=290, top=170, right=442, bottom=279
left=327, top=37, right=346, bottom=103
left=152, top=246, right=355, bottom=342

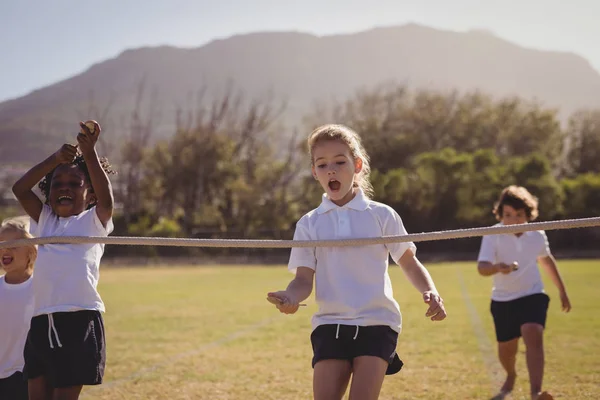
left=109, top=84, right=600, bottom=258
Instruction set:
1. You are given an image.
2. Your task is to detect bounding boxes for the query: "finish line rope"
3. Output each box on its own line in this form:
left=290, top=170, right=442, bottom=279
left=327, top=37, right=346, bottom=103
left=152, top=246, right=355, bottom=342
left=1, top=216, right=600, bottom=250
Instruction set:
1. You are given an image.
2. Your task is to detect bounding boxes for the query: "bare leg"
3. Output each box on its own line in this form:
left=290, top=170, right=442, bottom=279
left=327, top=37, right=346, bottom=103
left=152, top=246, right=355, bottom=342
left=521, top=323, right=547, bottom=399
left=313, top=359, right=352, bottom=400
left=491, top=338, right=519, bottom=399
left=52, top=386, right=83, bottom=400
left=28, top=376, right=53, bottom=400
left=348, top=356, right=388, bottom=400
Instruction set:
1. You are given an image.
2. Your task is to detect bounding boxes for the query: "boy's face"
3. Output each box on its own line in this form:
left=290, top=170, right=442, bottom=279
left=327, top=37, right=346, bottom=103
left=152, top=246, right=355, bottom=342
left=49, top=164, right=95, bottom=217
left=0, top=230, right=32, bottom=274
left=501, top=205, right=528, bottom=225
left=311, top=139, right=362, bottom=206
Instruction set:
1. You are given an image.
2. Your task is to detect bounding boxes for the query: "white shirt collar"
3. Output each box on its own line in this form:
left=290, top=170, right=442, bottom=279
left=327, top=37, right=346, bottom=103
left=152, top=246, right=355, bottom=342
left=316, top=189, right=370, bottom=214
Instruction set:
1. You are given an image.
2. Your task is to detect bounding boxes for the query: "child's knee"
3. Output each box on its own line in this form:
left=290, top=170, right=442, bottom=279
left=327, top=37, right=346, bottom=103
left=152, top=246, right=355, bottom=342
left=521, top=323, right=544, bottom=347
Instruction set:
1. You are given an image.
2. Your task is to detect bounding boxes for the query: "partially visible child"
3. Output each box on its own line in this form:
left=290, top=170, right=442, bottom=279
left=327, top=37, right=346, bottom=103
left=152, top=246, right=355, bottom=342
left=477, top=185, right=571, bottom=400
left=12, top=121, right=116, bottom=400
left=0, top=217, right=37, bottom=400
left=267, top=124, right=447, bottom=400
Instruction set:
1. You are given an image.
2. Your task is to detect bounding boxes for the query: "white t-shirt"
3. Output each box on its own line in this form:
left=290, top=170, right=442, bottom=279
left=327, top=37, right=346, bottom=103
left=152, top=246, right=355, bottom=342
left=288, top=190, right=416, bottom=333
left=30, top=204, right=113, bottom=315
left=477, top=223, right=551, bottom=301
left=0, top=275, right=34, bottom=379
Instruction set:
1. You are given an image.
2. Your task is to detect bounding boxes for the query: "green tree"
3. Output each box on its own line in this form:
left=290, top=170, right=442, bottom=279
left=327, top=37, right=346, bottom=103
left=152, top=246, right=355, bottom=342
left=564, top=110, right=600, bottom=176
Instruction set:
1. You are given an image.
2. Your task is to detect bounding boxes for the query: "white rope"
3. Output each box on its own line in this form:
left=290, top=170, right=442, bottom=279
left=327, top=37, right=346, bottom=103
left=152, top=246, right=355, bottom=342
left=1, top=216, right=599, bottom=249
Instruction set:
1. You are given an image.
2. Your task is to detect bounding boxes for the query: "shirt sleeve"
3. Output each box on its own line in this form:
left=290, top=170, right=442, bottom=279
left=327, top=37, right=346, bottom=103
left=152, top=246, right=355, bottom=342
left=477, top=235, right=496, bottom=263
left=30, top=204, right=52, bottom=237
left=287, top=215, right=316, bottom=274
left=29, top=217, right=38, bottom=237
left=89, top=206, right=114, bottom=236
left=538, top=231, right=551, bottom=257
left=383, top=207, right=417, bottom=265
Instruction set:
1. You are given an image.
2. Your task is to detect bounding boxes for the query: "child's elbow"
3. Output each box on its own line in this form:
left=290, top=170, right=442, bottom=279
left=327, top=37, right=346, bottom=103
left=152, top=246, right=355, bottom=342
left=12, top=182, right=26, bottom=198
left=293, top=274, right=314, bottom=296
left=477, top=263, right=493, bottom=276
left=299, top=277, right=313, bottom=294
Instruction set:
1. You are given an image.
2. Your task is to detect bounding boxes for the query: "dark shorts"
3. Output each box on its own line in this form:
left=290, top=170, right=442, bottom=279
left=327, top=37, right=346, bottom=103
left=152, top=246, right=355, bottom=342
left=23, top=310, right=106, bottom=388
left=310, top=324, right=403, bottom=375
left=491, top=293, right=550, bottom=342
left=0, top=372, right=28, bottom=400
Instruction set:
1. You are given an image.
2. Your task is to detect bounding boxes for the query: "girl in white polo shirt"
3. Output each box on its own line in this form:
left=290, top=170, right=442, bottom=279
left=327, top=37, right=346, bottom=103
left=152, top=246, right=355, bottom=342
left=268, top=124, right=447, bottom=400
left=12, top=121, right=115, bottom=400
left=477, top=185, right=571, bottom=400
left=0, top=217, right=36, bottom=400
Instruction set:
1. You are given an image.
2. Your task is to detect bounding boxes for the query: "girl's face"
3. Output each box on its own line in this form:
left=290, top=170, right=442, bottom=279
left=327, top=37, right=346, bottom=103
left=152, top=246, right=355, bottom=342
left=49, top=164, right=95, bottom=217
left=311, top=139, right=362, bottom=207
left=0, top=230, right=32, bottom=275
left=501, top=205, right=528, bottom=225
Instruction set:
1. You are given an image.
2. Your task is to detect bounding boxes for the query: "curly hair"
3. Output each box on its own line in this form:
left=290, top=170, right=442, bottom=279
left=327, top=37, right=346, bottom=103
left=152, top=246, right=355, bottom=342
left=38, top=154, right=116, bottom=208
left=493, top=185, right=539, bottom=221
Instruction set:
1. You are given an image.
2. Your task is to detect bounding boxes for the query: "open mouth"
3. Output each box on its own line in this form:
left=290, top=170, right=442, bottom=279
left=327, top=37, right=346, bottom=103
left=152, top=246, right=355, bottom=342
left=328, top=180, right=341, bottom=191
left=57, top=195, right=74, bottom=205
left=1, top=255, right=13, bottom=266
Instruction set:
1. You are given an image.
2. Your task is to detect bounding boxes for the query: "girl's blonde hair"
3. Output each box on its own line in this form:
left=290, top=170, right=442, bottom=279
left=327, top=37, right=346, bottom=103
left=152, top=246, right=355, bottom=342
left=0, top=216, right=37, bottom=270
left=308, top=124, right=374, bottom=198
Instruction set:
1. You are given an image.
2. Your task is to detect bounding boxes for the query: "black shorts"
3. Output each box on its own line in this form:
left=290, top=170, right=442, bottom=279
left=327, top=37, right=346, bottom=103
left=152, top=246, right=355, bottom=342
left=23, top=310, right=106, bottom=388
left=310, top=324, right=403, bottom=375
left=0, top=372, right=28, bottom=400
left=491, top=293, right=550, bottom=342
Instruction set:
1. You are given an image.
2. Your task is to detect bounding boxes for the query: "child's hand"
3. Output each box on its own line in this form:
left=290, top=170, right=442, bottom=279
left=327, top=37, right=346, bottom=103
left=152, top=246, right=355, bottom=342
left=267, top=291, right=300, bottom=314
left=54, top=144, right=78, bottom=164
left=77, top=121, right=101, bottom=155
left=423, top=291, right=447, bottom=321
left=559, top=290, right=572, bottom=312
left=497, top=262, right=518, bottom=275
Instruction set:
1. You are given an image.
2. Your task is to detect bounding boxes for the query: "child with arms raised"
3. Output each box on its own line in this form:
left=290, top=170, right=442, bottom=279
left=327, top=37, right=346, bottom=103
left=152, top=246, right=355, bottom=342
left=267, top=124, right=447, bottom=400
left=0, top=217, right=37, bottom=400
left=12, top=121, right=116, bottom=400
left=477, top=186, right=571, bottom=400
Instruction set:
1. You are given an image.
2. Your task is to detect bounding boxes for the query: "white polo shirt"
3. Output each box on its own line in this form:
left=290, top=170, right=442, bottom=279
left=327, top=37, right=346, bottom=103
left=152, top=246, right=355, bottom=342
left=288, top=189, right=416, bottom=333
left=0, top=275, right=34, bottom=379
left=477, top=223, right=551, bottom=301
left=30, top=204, right=113, bottom=315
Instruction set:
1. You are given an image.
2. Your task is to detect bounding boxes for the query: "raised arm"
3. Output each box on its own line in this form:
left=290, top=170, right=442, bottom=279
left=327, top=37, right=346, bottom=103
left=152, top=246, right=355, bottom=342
left=13, top=144, right=77, bottom=222
left=77, top=122, right=114, bottom=227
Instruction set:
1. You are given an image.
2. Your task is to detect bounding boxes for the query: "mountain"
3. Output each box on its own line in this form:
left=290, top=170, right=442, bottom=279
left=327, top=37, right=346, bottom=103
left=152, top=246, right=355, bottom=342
left=3, top=23, right=600, bottom=164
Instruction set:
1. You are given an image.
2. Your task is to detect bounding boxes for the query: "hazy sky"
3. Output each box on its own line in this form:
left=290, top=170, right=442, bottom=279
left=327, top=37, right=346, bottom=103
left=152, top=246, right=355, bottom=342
left=1, top=0, right=598, bottom=102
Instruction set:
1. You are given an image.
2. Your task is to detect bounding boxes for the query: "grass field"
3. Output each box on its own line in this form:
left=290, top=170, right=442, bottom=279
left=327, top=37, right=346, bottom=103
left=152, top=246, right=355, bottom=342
left=80, top=260, right=600, bottom=400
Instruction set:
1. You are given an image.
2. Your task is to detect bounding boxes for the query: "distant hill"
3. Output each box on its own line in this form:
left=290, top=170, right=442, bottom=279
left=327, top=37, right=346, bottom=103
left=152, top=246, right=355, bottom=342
left=3, top=23, right=600, bottom=164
